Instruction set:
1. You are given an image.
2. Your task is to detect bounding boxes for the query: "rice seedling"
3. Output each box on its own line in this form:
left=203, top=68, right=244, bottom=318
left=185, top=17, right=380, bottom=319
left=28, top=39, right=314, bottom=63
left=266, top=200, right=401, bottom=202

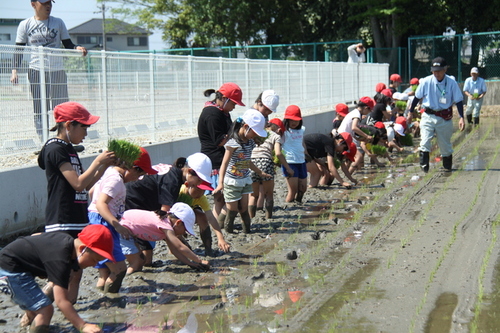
left=108, top=139, right=141, bottom=168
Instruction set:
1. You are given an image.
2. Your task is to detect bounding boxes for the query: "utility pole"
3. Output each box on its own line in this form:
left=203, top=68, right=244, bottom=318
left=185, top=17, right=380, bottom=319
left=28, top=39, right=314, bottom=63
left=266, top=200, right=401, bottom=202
left=101, top=2, right=106, bottom=51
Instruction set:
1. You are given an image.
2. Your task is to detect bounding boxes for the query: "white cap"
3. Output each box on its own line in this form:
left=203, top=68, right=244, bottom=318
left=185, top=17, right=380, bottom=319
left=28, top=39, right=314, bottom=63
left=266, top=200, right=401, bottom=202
left=261, top=90, right=280, bottom=112
left=394, top=123, right=405, bottom=136
left=243, top=109, right=267, bottom=137
left=471, top=67, right=479, bottom=74
left=186, top=153, right=212, bottom=184
left=399, top=93, right=409, bottom=101
left=392, top=92, right=402, bottom=100
left=169, top=202, right=196, bottom=236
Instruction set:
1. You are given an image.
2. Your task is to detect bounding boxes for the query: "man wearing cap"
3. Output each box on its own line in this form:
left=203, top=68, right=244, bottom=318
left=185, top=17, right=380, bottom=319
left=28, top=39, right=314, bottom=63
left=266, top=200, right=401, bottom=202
left=389, top=74, right=402, bottom=93
left=463, top=67, right=487, bottom=125
left=0, top=224, right=115, bottom=333
left=11, top=0, right=87, bottom=140
left=409, top=57, right=465, bottom=172
left=347, top=43, right=366, bottom=63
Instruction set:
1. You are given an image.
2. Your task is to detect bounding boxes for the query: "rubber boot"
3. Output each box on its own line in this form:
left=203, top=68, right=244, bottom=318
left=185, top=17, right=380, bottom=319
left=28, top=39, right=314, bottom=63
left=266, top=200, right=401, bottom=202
left=240, top=210, right=252, bottom=234
left=200, top=227, right=213, bottom=256
left=296, top=190, right=304, bottom=203
left=30, top=325, right=51, bottom=333
left=265, top=200, right=274, bottom=219
left=104, top=270, right=126, bottom=293
left=217, top=212, right=226, bottom=229
left=474, top=117, right=479, bottom=125
left=225, top=210, right=238, bottom=233
left=442, top=154, right=452, bottom=172
left=420, top=151, right=430, bottom=173
left=466, top=114, right=473, bottom=124
left=248, top=205, right=257, bottom=218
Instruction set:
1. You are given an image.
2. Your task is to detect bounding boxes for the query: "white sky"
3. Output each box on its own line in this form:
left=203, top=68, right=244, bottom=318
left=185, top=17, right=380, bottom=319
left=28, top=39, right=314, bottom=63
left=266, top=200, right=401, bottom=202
left=2, top=0, right=167, bottom=50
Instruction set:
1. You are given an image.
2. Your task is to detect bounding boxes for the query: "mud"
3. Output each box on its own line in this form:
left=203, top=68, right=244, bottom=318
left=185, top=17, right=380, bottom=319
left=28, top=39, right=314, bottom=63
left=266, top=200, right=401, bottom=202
left=2, top=114, right=500, bottom=332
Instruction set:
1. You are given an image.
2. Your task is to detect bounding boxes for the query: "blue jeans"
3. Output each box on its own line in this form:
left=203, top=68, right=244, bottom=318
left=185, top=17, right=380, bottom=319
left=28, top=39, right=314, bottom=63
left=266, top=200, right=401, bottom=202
left=0, top=268, right=52, bottom=311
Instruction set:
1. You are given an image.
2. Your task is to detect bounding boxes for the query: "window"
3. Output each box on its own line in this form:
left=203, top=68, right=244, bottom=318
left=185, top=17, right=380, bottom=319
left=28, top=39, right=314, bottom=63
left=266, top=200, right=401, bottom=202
left=0, top=34, right=11, bottom=41
left=77, top=36, right=103, bottom=44
left=107, top=37, right=113, bottom=42
left=127, top=37, right=147, bottom=46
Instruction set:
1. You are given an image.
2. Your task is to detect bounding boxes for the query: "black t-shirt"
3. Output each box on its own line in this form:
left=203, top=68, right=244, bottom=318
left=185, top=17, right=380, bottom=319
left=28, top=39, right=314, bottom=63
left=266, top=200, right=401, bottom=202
left=197, top=105, right=232, bottom=169
left=125, top=167, right=183, bottom=211
left=304, top=133, right=336, bottom=159
left=368, top=103, right=387, bottom=123
left=332, top=119, right=342, bottom=130
left=38, top=138, right=88, bottom=233
left=0, top=232, right=78, bottom=289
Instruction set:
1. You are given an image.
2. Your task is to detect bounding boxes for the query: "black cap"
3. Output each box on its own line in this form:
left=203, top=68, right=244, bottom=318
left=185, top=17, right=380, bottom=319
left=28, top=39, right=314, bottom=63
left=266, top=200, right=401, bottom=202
left=431, top=57, right=447, bottom=71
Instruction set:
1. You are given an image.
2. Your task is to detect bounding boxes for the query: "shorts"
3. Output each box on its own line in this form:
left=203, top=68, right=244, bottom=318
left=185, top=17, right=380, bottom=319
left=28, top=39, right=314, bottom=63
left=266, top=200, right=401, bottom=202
left=120, top=236, right=140, bottom=255
left=135, top=238, right=156, bottom=251
left=250, top=157, right=275, bottom=182
left=282, top=162, right=307, bottom=179
left=0, top=269, right=52, bottom=312
left=88, top=212, right=126, bottom=268
left=223, top=182, right=253, bottom=202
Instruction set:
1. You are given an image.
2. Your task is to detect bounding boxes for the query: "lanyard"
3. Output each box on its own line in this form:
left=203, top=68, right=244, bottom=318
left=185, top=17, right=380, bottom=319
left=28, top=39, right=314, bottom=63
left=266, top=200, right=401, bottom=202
left=436, top=78, right=447, bottom=97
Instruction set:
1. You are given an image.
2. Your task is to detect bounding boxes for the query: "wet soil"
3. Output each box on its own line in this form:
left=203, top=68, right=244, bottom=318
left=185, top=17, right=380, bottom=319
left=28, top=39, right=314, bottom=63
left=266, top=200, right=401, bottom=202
left=2, top=113, right=500, bottom=332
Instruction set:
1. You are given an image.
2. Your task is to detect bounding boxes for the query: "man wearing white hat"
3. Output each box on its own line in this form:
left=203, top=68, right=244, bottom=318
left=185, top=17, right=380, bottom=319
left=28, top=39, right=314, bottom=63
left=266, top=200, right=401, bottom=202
left=463, top=67, right=487, bottom=125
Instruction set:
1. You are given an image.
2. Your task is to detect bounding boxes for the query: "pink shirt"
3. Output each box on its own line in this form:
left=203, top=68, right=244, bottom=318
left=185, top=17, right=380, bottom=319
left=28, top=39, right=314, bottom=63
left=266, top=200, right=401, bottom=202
left=88, top=167, right=126, bottom=217
left=120, top=209, right=173, bottom=241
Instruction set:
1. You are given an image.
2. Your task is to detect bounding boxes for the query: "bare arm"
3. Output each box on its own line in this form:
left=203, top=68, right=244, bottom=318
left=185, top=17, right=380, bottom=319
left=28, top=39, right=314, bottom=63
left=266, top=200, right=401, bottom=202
left=59, top=151, right=115, bottom=192
left=352, top=118, right=372, bottom=142
left=327, top=155, right=350, bottom=187
left=95, top=193, right=132, bottom=239
left=205, top=210, right=230, bottom=252
left=274, top=141, right=294, bottom=176
left=163, top=229, right=208, bottom=266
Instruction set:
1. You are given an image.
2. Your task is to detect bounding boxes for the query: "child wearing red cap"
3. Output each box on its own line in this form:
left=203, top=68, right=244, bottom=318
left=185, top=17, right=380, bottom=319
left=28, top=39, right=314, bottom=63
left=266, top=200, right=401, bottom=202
left=0, top=224, right=115, bottom=333
left=282, top=105, right=308, bottom=203
left=87, top=146, right=157, bottom=293
left=198, top=83, right=245, bottom=225
left=332, top=103, right=349, bottom=136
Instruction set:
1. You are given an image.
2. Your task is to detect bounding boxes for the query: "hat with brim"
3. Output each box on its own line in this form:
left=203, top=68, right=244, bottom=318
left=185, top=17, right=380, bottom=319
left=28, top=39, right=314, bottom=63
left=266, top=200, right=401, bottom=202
left=133, top=147, right=158, bottom=175
left=219, top=82, right=245, bottom=106
left=197, top=181, right=214, bottom=191
left=186, top=153, right=212, bottom=184
left=170, top=202, right=196, bottom=236
left=54, top=102, right=100, bottom=125
left=78, top=225, right=116, bottom=263
left=335, top=103, right=349, bottom=117
left=431, top=57, right=448, bottom=71
left=243, top=109, right=267, bottom=137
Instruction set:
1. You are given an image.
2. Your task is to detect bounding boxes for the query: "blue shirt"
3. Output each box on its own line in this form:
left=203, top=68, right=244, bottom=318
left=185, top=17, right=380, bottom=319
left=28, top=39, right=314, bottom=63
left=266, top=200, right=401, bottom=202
left=415, top=74, right=463, bottom=111
left=463, top=76, right=487, bottom=95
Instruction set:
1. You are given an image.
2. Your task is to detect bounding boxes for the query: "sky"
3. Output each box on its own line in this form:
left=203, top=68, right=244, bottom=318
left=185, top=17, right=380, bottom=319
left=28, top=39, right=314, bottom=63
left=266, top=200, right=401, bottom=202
left=2, top=0, right=167, bottom=50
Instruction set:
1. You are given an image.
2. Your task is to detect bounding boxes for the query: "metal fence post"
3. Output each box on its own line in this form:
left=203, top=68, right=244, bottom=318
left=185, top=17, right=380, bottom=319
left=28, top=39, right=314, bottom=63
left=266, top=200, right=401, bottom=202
left=101, top=50, right=110, bottom=138
left=188, top=55, right=194, bottom=125
left=38, top=46, right=48, bottom=142
left=245, top=58, right=249, bottom=106
left=149, top=53, right=156, bottom=141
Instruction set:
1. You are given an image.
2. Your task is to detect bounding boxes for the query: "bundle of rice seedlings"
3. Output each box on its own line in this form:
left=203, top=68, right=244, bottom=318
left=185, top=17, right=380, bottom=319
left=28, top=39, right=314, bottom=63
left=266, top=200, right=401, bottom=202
left=371, top=144, right=387, bottom=156
left=334, top=158, right=341, bottom=169
left=108, top=139, right=141, bottom=168
left=399, top=133, right=414, bottom=146
left=395, top=100, right=407, bottom=110
left=402, top=153, right=418, bottom=164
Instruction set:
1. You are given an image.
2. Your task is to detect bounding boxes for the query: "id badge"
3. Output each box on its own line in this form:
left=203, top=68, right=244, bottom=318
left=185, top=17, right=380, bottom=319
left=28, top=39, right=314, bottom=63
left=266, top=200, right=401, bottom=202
left=439, top=97, right=447, bottom=104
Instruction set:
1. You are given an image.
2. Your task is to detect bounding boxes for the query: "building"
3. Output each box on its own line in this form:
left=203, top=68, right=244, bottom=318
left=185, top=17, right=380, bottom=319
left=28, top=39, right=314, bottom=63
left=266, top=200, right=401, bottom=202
left=0, top=19, right=23, bottom=46
left=68, top=18, right=151, bottom=51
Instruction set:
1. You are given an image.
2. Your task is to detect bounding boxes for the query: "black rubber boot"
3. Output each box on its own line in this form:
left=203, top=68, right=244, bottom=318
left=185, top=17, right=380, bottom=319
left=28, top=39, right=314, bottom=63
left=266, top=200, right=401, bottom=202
left=265, top=200, right=274, bottom=219
left=419, top=151, right=430, bottom=173
left=474, top=117, right=479, bottom=125
left=240, top=210, right=252, bottom=234
left=104, top=270, right=126, bottom=293
left=217, top=212, right=226, bottom=229
left=442, top=155, right=452, bottom=172
left=225, top=211, right=238, bottom=233
left=200, top=227, right=213, bottom=256
left=248, top=205, right=257, bottom=218
left=466, top=114, right=473, bottom=124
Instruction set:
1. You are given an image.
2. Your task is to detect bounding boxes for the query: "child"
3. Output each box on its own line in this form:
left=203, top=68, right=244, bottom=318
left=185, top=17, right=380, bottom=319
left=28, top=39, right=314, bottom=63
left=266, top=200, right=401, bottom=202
left=119, top=203, right=210, bottom=273
left=0, top=224, right=115, bottom=333
left=36, top=101, right=115, bottom=319
left=332, top=103, right=349, bottom=136
left=281, top=105, right=308, bottom=203
left=213, top=109, right=270, bottom=233
left=125, top=153, right=212, bottom=265
left=88, top=147, right=158, bottom=293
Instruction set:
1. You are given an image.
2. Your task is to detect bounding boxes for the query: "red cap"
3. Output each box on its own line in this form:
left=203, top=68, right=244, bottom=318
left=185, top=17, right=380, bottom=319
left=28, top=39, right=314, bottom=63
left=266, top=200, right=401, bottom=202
left=78, top=224, right=116, bottom=262
left=375, top=83, right=386, bottom=93
left=269, top=118, right=285, bottom=133
left=335, top=103, right=349, bottom=117
left=133, top=147, right=158, bottom=175
left=374, top=121, right=385, bottom=129
left=54, top=102, right=100, bottom=125
left=219, top=82, right=245, bottom=106
left=284, top=105, right=302, bottom=121
left=343, top=142, right=357, bottom=162
left=339, top=132, right=353, bottom=147
left=390, top=74, right=402, bottom=82
left=381, top=89, right=393, bottom=98
left=395, top=116, right=408, bottom=130
left=410, top=77, right=419, bottom=85
left=359, top=96, right=375, bottom=110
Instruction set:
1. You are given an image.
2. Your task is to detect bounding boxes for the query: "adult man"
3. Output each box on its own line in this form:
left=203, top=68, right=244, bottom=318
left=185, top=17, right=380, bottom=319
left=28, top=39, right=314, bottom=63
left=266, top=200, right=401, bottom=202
left=463, top=67, right=487, bottom=125
left=409, top=57, right=465, bottom=173
left=11, top=0, right=87, bottom=140
left=347, top=43, right=366, bottom=63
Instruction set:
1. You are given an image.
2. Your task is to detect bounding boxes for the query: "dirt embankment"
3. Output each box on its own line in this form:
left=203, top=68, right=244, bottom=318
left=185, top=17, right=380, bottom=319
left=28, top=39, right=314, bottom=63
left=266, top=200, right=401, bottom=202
left=2, top=116, right=500, bottom=333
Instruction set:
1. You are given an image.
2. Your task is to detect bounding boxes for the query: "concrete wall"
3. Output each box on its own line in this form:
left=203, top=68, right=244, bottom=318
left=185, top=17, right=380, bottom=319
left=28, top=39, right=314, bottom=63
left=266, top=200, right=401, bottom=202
left=0, top=112, right=334, bottom=239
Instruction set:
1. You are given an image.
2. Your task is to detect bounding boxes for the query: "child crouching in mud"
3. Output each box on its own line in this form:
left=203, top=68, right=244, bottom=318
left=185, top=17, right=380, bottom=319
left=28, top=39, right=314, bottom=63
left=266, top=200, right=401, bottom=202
left=119, top=203, right=210, bottom=273
left=0, top=225, right=115, bottom=333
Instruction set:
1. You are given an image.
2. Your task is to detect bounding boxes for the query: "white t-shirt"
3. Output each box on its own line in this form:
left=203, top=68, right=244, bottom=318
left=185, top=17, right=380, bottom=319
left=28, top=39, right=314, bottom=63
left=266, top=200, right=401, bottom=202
left=282, top=127, right=306, bottom=164
left=88, top=167, right=126, bottom=218
left=16, top=16, right=70, bottom=71
left=338, top=109, right=361, bottom=137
